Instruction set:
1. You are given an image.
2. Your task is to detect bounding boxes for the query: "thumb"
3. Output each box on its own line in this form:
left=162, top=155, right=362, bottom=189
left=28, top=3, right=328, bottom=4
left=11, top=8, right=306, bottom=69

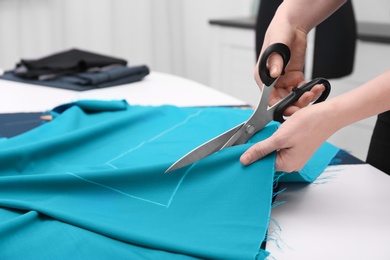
left=267, top=52, right=284, bottom=78
left=254, top=51, right=284, bottom=85
left=240, top=138, right=278, bottom=166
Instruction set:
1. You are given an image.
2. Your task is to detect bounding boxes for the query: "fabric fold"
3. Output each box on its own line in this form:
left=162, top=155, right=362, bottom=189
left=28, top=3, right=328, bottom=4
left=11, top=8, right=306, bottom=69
left=0, top=101, right=339, bottom=259
left=14, top=48, right=127, bottom=79
left=0, top=49, right=150, bottom=91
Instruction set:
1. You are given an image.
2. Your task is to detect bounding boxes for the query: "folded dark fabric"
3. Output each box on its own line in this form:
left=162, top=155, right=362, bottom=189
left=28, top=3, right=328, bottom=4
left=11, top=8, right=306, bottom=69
left=0, top=64, right=150, bottom=91
left=13, top=49, right=127, bottom=80
left=61, top=65, right=149, bottom=86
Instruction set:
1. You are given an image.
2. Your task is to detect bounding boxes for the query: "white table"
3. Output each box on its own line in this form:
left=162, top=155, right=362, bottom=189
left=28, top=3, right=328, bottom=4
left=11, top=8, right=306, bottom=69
left=0, top=71, right=246, bottom=113
left=267, top=164, right=390, bottom=259
left=1, top=72, right=389, bottom=259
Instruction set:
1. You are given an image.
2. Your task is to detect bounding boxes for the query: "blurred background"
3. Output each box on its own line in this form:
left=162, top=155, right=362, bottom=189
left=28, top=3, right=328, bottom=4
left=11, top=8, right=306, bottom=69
left=0, top=0, right=254, bottom=82
left=0, top=0, right=389, bottom=160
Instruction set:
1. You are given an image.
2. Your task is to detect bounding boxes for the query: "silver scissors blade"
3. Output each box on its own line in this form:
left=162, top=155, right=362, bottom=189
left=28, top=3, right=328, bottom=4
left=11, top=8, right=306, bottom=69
left=165, top=81, right=275, bottom=174
left=165, top=43, right=331, bottom=173
left=165, top=123, right=244, bottom=173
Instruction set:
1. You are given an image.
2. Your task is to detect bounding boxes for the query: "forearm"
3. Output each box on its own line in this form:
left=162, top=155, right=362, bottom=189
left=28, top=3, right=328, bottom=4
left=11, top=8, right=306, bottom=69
left=259, top=0, right=347, bottom=73
left=322, top=70, right=390, bottom=131
left=275, top=0, right=347, bottom=33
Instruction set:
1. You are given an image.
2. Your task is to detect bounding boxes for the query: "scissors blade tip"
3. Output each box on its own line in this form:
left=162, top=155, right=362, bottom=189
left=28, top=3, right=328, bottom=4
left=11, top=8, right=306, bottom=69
left=165, top=160, right=188, bottom=173
left=164, top=165, right=175, bottom=174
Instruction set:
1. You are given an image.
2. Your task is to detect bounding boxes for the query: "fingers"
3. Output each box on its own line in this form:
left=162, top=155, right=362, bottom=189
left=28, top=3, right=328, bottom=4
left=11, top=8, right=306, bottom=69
left=311, top=84, right=326, bottom=101
left=240, top=139, right=306, bottom=172
left=240, top=136, right=302, bottom=172
left=275, top=149, right=305, bottom=173
left=282, top=84, right=326, bottom=116
left=240, top=137, right=308, bottom=173
left=240, top=138, right=278, bottom=166
left=283, top=92, right=314, bottom=115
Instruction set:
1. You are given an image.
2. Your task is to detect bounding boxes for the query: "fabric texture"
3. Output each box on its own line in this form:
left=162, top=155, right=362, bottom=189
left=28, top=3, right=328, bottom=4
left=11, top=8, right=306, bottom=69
left=0, top=64, right=150, bottom=91
left=0, top=48, right=150, bottom=91
left=0, top=112, right=44, bottom=138
left=13, top=48, right=127, bottom=79
left=0, top=100, right=339, bottom=259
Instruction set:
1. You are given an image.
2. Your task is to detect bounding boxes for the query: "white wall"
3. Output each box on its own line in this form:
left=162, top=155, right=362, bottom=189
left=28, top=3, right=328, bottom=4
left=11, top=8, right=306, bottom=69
left=0, top=1, right=387, bottom=87
left=0, top=0, right=156, bottom=71
left=353, top=0, right=390, bottom=24
left=0, top=0, right=253, bottom=86
left=179, top=0, right=253, bottom=84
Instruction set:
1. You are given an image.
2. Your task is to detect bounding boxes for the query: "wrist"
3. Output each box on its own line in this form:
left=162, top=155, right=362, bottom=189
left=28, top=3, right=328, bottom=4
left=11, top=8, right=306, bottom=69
left=303, top=100, right=345, bottom=138
left=278, top=0, right=347, bottom=33
left=316, top=98, right=351, bottom=133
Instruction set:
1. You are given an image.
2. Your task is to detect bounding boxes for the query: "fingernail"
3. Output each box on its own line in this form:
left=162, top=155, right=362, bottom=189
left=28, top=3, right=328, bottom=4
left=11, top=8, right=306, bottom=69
left=241, top=153, right=253, bottom=165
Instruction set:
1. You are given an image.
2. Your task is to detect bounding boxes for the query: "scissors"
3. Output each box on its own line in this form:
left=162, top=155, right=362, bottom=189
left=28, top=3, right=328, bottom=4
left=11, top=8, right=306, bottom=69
left=166, top=43, right=331, bottom=173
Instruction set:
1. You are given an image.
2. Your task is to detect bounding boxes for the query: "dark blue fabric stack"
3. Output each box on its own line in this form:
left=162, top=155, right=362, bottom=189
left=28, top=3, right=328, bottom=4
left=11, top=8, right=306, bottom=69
left=0, top=49, right=149, bottom=91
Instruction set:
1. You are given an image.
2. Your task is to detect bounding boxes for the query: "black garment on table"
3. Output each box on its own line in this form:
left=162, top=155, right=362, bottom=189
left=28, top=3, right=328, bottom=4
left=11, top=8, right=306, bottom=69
left=255, top=0, right=357, bottom=79
left=367, top=111, right=390, bottom=175
left=0, top=48, right=150, bottom=91
left=0, top=64, right=150, bottom=91
left=13, top=48, right=127, bottom=80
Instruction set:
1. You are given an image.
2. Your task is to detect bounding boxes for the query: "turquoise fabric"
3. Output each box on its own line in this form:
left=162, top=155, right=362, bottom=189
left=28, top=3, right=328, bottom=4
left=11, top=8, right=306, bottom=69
left=277, top=141, right=339, bottom=182
left=0, top=100, right=339, bottom=259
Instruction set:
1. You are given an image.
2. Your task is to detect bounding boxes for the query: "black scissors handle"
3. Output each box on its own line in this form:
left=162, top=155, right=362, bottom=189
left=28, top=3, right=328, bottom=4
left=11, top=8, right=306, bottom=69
left=273, top=77, right=331, bottom=123
left=259, top=43, right=291, bottom=86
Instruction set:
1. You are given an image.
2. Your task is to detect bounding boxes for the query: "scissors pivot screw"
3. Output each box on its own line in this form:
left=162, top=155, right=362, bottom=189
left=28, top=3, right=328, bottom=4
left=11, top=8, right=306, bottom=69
left=165, top=43, right=331, bottom=173
left=245, top=124, right=255, bottom=134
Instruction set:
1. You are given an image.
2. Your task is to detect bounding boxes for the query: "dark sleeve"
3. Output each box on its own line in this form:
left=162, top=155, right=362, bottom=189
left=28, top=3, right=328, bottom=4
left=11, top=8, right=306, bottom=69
left=255, top=0, right=282, bottom=59
left=366, top=111, right=390, bottom=175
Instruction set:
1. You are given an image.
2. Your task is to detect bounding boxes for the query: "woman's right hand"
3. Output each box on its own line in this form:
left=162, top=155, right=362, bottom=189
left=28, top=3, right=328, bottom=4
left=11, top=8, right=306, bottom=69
left=254, top=16, right=325, bottom=116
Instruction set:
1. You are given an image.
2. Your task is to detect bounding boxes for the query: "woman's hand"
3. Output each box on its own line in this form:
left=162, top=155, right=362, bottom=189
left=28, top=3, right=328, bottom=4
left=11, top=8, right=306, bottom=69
left=240, top=103, right=336, bottom=172
left=241, top=0, right=353, bottom=170
left=255, top=17, right=325, bottom=116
